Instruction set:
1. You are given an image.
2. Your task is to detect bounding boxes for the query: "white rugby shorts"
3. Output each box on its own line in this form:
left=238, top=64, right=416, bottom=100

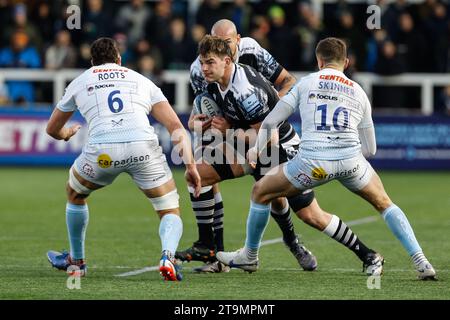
left=284, top=153, right=375, bottom=192
left=73, top=140, right=173, bottom=190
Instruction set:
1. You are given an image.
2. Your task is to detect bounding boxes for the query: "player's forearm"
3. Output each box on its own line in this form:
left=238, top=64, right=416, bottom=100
left=275, top=70, right=297, bottom=97
left=255, top=101, right=294, bottom=153
left=46, top=109, right=75, bottom=141
left=46, top=126, right=72, bottom=141
left=187, top=111, right=195, bottom=131
left=358, top=126, right=377, bottom=157
left=168, top=123, right=196, bottom=165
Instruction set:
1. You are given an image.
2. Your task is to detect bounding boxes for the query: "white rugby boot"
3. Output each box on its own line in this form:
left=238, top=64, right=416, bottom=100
left=216, top=248, right=259, bottom=273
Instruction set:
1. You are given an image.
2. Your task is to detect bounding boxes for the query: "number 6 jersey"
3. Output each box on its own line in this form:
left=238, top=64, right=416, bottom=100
left=56, top=63, right=166, bottom=144
left=281, top=68, right=374, bottom=160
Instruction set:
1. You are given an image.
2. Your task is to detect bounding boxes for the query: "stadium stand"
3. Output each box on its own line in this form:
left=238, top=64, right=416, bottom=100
left=0, top=0, right=448, bottom=114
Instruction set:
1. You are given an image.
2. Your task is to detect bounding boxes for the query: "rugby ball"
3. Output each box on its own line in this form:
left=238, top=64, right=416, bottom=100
left=193, top=92, right=222, bottom=118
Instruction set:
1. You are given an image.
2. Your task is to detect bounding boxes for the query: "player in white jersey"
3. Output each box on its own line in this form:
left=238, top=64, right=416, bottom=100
left=45, top=38, right=201, bottom=281
left=217, top=38, right=436, bottom=280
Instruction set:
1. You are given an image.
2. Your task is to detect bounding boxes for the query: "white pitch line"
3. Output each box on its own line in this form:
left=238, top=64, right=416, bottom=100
left=115, top=266, right=160, bottom=277
left=346, top=215, right=379, bottom=226
left=115, top=215, right=379, bottom=277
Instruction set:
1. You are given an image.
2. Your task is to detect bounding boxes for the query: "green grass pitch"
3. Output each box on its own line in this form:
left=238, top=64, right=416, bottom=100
left=0, top=168, right=449, bottom=300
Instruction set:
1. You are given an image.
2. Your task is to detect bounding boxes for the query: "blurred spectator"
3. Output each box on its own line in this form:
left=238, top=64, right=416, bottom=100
left=250, top=15, right=271, bottom=50
left=0, top=0, right=449, bottom=110
left=114, top=33, right=134, bottom=68
left=172, top=0, right=188, bottom=20
left=4, top=3, right=43, bottom=52
left=191, top=24, right=206, bottom=44
left=146, top=0, right=173, bottom=47
left=394, top=13, right=428, bottom=72
left=53, top=2, right=82, bottom=45
left=375, top=40, right=405, bottom=75
left=0, top=82, right=8, bottom=105
left=115, top=0, right=151, bottom=47
left=417, top=0, right=438, bottom=22
left=0, top=30, right=41, bottom=103
left=138, top=54, right=162, bottom=87
left=134, top=39, right=163, bottom=73
left=81, top=0, right=112, bottom=43
left=77, top=42, right=92, bottom=69
left=45, top=30, right=77, bottom=70
left=227, top=0, right=253, bottom=35
left=423, top=2, right=449, bottom=72
left=365, top=29, right=389, bottom=72
left=0, top=0, right=12, bottom=48
left=196, top=0, right=225, bottom=33
left=374, top=41, right=407, bottom=109
left=162, top=17, right=196, bottom=69
left=335, top=11, right=366, bottom=71
left=291, top=2, right=322, bottom=70
left=30, top=1, right=54, bottom=49
left=267, top=5, right=292, bottom=68
left=382, top=0, right=410, bottom=41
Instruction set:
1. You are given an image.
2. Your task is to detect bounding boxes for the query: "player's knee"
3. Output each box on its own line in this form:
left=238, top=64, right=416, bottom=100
left=66, top=182, right=88, bottom=204
left=271, top=197, right=286, bottom=212
left=366, top=190, right=392, bottom=212
left=157, top=209, right=180, bottom=219
left=374, top=196, right=392, bottom=213
left=251, top=181, right=270, bottom=204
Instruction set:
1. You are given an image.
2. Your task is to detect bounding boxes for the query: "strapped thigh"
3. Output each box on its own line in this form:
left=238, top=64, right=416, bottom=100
left=149, top=189, right=180, bottom=211
left=69, top=166, right=94, bottom=195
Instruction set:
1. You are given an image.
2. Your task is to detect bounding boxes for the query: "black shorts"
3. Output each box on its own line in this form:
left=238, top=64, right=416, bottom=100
left=204, top=136, right=315, bottom=210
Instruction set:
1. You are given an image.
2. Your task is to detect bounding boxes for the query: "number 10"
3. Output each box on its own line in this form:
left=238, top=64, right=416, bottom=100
left=316, top=104, right=349, bottom=131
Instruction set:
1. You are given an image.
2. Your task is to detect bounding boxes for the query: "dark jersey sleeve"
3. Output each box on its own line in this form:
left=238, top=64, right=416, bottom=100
left=238, top=37, right=283, bottom=85
left=189, top=58, right=208, bottom=96
left=237, top=64, right=280, bottom=125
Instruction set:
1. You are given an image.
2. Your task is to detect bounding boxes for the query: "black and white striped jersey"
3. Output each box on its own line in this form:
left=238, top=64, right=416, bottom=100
left=206, top=63, right=295, bottom=144
left=190, top=37, right=283, bottom=96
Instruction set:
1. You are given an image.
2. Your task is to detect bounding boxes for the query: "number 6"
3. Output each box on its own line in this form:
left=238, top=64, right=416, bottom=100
left=108, top=90, right=123, bottom=113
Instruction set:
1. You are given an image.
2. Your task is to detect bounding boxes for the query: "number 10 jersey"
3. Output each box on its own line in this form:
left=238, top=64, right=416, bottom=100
left=281, top=68, right=374, bottom=160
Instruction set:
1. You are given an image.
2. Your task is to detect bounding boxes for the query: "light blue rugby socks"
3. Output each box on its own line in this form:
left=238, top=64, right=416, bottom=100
left=244, top=201, right=271, bottom=261
left=382, top=204, right=422, bottom=256
left=159, top=213, right=183, bottom=255
left=66, top=203, right=89, bottom=260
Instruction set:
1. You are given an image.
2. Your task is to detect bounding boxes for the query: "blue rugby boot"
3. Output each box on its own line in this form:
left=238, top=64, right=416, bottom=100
left=159, top=251, right=183, bottom=281
left=47, top=250, right=87, bottom=277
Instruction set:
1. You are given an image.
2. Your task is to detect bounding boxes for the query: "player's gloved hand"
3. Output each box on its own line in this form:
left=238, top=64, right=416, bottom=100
left=64, top=123, right=82, bottom=141
left=185, top=164, right=202, bottom=198
left=247, top=146, right=258, bottom=170
left=191, top=114, right=212, bottom=132
left=211, top=116, right=231, bottom=135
